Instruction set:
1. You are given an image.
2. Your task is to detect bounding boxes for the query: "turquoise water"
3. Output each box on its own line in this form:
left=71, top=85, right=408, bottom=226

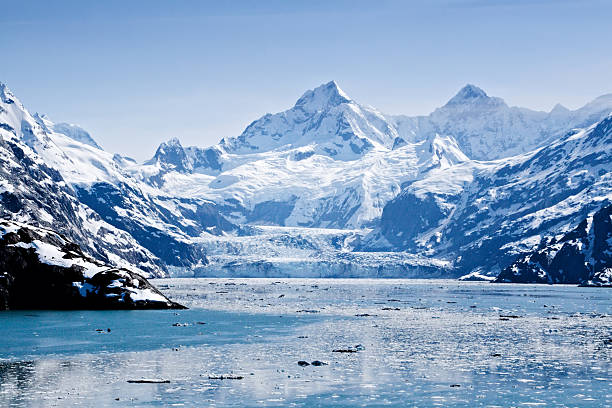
left=0, top=309, right=318, bottom=361
left=0, top=279, right=610, bottom=407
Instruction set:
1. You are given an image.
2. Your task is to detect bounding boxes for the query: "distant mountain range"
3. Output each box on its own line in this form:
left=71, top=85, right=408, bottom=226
left=1, top=80, right=610, bottom=281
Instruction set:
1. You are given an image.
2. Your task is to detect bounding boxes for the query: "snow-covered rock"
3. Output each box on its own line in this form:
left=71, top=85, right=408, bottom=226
left=495, top=203, right=612, bottom=285
left=458, top=271, right=496, bottom=282
left=0, top=220, right=184, bottom=310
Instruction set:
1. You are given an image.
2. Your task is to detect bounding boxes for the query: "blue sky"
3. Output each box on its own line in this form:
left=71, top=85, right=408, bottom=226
left=2, top=0, right=611, bottom=160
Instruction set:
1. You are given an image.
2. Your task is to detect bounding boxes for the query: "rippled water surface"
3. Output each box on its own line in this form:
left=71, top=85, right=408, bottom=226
left=1, top=279, right=610, bottom=407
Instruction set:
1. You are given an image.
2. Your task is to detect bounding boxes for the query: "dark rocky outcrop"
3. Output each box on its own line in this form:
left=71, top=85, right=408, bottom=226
left=0, top=220, right=185, bottom=310
left=495, top=204, right=612, bottom=285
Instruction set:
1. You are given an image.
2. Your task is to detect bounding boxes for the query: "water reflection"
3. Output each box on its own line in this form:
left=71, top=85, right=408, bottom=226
left=0, top=361, right=35, bottom=406
left=0, top=279, right=610, bottom=407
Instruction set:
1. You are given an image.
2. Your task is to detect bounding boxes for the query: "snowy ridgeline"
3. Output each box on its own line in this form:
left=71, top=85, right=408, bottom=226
left=0, top=79, right=611, bottom=281
left=134, top=82, right=612, bottom=231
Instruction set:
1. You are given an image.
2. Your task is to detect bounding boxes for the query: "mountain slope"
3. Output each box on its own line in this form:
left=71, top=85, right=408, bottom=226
left=495, top=203, right=612, bottom=285
left=0, top=82, right=164, bottom=275
left=0, top=81, right=235, bottom=275
left=365, top=115, right=612, bottom=276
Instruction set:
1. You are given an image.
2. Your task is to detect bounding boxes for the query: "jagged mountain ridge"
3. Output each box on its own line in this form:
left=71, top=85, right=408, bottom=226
left=392, top=84, right=612, bottom=160
left=139, top=81, right=612, bottom=231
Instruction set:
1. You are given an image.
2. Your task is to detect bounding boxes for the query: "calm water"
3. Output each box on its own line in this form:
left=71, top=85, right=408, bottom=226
left=0, top=279, right=610, bottom=407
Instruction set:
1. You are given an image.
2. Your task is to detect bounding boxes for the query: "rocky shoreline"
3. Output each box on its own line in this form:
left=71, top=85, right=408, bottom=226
left=0, top=220, right=185, bottom=310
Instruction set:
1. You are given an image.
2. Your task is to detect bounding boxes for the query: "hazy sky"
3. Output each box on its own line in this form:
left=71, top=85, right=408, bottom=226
left=2, top=0, right=611, bottom=160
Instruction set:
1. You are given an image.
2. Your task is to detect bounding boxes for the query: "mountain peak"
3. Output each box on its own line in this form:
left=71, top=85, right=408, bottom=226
left=164, top=137, right=182, bottom=147
left=0, top=81, right=16, bottom=104
left=550, top=103, right=570, bottom=115
left=448, top=84, right=489, bottom=103
left=146, top=137, right=191, bottom=172
left=440, top=84, right=509, bottom=111
left=294, top=80, right=351, bottom=112
left=53, top=122, right=103, bottom=150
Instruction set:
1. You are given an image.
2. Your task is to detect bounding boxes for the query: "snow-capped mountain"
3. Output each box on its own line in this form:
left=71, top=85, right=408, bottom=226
left=137, top=81, right=612, bottom=232
left=2, top=78, right=612, bottom=280
left=365, top=114, right=612, bottom=277
left=0, top=81, right=235, bottom=276
left=134, top=82, right=470, bottom=229
left=0, top=82, right=163, bottom=275
left=409, top=84, right=551, bottom=160
left=393, top=84, right=612, bottom=160
left=219, top=81, right=401, bottom=160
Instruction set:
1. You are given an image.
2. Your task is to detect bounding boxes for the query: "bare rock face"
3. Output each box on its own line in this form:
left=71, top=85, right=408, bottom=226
left=0, top=220, right=185, bottom=310
left=495, top=204, right=612, bottom=286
